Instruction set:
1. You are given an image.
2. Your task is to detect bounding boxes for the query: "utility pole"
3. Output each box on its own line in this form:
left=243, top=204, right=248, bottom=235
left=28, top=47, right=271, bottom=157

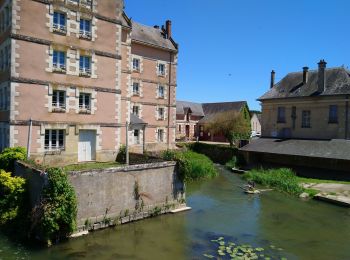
left=125, top=121, right=129, bottom=165
left=26, top=117, right=32, bottom=159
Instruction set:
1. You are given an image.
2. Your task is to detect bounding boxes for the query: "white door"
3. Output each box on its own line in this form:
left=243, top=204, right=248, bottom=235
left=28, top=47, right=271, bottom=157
left=78, top=130, right=96, bottom=162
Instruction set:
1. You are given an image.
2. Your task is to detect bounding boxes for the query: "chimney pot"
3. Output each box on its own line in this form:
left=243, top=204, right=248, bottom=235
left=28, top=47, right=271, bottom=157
left=270, top=70, right=275, bottom=89
left=317, top=59, right=327, bottom=93
left=302, top=66, right=309, bottom=84
left=165, top=20, right=172, bottom=39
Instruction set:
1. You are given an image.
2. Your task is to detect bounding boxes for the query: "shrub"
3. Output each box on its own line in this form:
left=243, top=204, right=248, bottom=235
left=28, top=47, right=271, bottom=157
left=0, top=147, right=27, bottom=173
left=243, top=168, right=304, bottom=196
left=162, top=150, right=218, bottom=182
left=116, top=145, right=126, bottom=163
left=32, top=167, right=77, bottom=244
left=0, top=170, right=26, bottom=225
left=225, top=156, right=237, bottom=169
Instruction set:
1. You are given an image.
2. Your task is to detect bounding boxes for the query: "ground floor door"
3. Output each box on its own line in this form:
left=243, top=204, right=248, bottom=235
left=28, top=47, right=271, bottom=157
left=185, top=125, right=190, bottom=138
left=78, top=130, right=96, bottom=162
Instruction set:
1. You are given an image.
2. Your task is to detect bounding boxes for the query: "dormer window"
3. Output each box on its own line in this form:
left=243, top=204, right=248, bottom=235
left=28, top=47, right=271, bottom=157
left=79, top=19, right=92, bottom=40
left=53, top=12, right=67, bottom=35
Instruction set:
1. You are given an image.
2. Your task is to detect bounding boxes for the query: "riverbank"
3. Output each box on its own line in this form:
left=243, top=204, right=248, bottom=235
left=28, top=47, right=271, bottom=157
left=2, top=165, right=349, bottom=259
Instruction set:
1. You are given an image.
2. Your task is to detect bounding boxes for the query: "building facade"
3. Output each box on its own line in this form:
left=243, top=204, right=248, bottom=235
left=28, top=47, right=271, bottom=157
left=176, top=101, right=250, bottom=142
left=260, top=60, right=350, bottom=140
left=240, top=60, right=350, bottom=178
left=0, top=0, right=178, bottom=165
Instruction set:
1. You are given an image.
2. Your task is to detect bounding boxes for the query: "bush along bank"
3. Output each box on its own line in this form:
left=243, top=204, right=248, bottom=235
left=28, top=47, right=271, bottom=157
left=243, top=168, right=317, bottom=197
left=162, top=150, right=218, bottom=182
left=185, top=142, right=239, bottom=165
left=0, top=147, right=77, bottom=245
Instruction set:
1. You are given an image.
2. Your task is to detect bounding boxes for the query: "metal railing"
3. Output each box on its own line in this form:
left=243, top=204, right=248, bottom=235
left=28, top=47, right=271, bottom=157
left=79, top=68, right=91, bottom=76
left=53, top=23, right=67, bottom=34
left=79, top=30, right=92, bottom=39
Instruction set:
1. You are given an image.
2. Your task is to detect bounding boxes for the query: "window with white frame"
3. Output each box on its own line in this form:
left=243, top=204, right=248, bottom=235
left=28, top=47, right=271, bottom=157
left=45, top=129, right=65, bottom=151
left=132, top=82, right=140, bottom=95
left=53, top=50, right=66, bottom=72
left=158, top=85, right=165, bottom=98
left=132, top=105, right=139, bottom=117
left=52, top=90, right=66, bottom=110
left=79, top=19, right=92, bottom=39
left=158, top=107, right=165, bottom=120
left=134, top=129, right=140, bottom=144
left=79, top=93, right=91, bottom=112
left=157, top=129, right=164, bottom=142
left=79, top=55, right=91, bottom=76
left=53, top=12, right=67, bottom=34
left=132, top=58, right=140, bottom=71
left=158, top=63, right=165, bottom=76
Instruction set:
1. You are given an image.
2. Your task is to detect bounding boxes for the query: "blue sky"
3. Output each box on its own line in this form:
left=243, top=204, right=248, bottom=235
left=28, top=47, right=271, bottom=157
left=125, top=0, right=350, bottom=110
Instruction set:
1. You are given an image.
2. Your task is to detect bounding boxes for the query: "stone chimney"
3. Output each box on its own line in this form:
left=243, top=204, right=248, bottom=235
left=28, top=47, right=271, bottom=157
left=270, top=70, right=275, bottom=89
left=317, top=59, right=327, bottom=93
left=302, top=67, right=309, bottom=84
left=165, top=20, right=172, bottom=39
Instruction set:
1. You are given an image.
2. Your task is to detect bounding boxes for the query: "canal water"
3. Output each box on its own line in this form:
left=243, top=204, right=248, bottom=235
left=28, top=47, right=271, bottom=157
left=1, top=166, right=349, bottom=260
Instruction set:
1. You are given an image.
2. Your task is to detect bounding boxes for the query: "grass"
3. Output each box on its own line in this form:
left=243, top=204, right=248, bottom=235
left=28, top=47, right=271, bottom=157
left=297, top=177, right=350, bottom=185
left=64, top=162, right=122, bottom=172
left=243, top=168, right=304, bottom=196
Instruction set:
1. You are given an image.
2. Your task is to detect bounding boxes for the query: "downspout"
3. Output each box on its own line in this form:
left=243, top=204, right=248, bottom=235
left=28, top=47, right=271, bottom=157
left=167, top=52, right=172, bottom=149
left=345, top=96, right=349, bottom=139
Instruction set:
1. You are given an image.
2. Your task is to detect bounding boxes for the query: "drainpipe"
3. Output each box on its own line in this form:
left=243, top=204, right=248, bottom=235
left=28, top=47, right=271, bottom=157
left=346, top=96, right=349, bottom=139
left=26, top=117, right=32, bottom=159
left=167, top=52, right=172, bottom=149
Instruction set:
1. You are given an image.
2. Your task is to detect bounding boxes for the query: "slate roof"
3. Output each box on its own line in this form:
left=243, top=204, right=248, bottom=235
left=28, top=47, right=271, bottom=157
left=240, top=138, right=350, bottom=160
left=199, top=101, right=247, bottom=123
left=131, top=22, right=177, bottom=51
left=259, top=67, right=350, bottom=100
left=130, top=114, right=147, bottom=125
left=176, top=101, right=205, bottom=117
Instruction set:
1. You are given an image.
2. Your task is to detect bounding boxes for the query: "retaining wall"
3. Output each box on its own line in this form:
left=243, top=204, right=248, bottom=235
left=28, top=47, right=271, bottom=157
left=15, top=161, right=186, bottom=232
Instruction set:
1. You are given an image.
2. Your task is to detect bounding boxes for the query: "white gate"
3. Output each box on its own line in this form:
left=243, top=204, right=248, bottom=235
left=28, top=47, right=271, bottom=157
left=78, top=130, right=96, bottom=162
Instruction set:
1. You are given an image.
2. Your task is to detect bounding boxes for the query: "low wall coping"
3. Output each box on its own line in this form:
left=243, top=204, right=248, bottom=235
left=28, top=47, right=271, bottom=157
left=68, top=161, right=177, bottom=176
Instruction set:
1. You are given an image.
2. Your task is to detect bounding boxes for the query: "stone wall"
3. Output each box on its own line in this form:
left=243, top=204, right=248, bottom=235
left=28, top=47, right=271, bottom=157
left=15, top=161, right=186, bottom=232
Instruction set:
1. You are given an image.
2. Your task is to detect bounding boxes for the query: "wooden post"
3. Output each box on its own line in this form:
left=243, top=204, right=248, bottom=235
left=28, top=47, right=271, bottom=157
left=142, top=125, right=146, bottom=154
left=26, top=117, right=32, bottom=160
left=126, top=121, right=129, bottom=165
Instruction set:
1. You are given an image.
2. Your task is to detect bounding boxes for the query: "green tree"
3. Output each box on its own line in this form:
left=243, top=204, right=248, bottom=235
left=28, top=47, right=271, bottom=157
left=206, top=111, right=251, bottom=147
left=0, top=147, right=26, bottom=173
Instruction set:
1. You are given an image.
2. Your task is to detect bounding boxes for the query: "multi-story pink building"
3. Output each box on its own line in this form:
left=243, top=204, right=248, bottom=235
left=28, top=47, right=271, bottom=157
left=0, top=0, right=178, bottom=165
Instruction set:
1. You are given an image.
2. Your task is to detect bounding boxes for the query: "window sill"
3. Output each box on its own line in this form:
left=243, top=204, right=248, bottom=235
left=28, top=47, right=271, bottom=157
left=52, top=68, right=67, bottom=74
left=79, top=72, right=91, bottom=78
left=52, top=29, right=67, bottom=36
left=132, top=69, right=140, bottom=73
left=79, top=109, right=91, bottom=114
left=52, top=108, right=66, bottom=113
left=79, top=34, right=92, bottom=41
left=44, top=149, right=65, bottom=155
left=157, top=74, right=166, bottom=78
left=132, top=93, right=140, bottom=96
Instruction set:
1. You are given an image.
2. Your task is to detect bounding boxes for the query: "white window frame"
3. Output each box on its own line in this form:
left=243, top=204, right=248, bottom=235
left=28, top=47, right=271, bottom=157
left=52, top=90, right=66, bottom=110
left=79, top=93, right=91, bottom=112
left=53, top=50, right=66, bottom=72
left=132, top=105, right=140, bottom=117
left=157, top=129, right=164, bottom=143
left=132, top=82, right=140, bottom=95
left=157, top=63, right=165, bottom=76
left=79, top=55, right=91, bottom=76
left=158, top=107, right=165, bottom=120
left=79, top=18, right=92, bottom=39
left=44, top=129, right=65, bottom=151
left=132, top=58, right=140, bottom=71
left=53, top=11, right=67, bottom=34
left=158, top=85, right=165, bottom=98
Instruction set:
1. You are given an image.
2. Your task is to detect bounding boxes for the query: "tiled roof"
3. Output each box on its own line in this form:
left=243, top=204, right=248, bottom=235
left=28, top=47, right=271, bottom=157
left=259, top=67, right=350, bottom=100
left=240, top=138, right=350, bottom=160
left=176, top=101, right=205, bottom=117
left=199, top=101, right=247, bottom=123
left=131, top=22, right=177, bottom=51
